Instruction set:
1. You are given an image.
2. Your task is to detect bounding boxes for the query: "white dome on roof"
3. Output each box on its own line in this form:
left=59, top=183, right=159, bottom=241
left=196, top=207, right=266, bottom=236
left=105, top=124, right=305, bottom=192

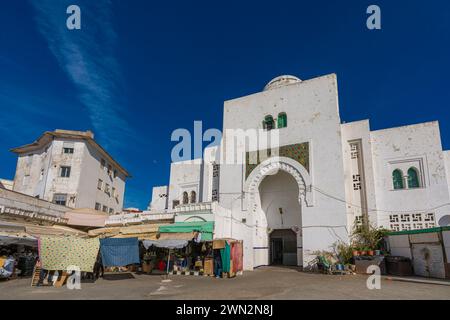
left=264, top=75, right=302, bottom=91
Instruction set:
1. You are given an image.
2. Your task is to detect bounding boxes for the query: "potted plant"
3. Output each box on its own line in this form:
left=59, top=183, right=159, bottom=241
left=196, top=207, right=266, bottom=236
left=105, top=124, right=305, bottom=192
left=351, top=222, right=389, bottom=257
left=352, top=248, right=360, bottom=257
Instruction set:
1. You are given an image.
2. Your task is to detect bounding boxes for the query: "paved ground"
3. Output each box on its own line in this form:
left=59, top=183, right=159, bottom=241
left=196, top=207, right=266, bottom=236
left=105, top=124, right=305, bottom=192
left=1, top=266, right=450, bottom=300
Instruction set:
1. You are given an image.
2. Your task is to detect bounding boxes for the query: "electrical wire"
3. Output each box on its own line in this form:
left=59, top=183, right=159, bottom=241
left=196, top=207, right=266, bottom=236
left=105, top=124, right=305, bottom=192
left=217, top=185, right=450, bottom=215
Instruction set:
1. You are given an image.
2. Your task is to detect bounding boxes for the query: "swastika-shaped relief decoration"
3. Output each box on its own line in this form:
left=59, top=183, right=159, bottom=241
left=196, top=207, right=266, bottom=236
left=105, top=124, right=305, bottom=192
left=245, top=142, right=309, bottom=180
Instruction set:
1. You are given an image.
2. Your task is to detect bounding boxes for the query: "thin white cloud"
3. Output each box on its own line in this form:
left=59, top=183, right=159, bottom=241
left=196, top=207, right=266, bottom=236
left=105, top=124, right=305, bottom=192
left=30, top=0, right=132, bottom=149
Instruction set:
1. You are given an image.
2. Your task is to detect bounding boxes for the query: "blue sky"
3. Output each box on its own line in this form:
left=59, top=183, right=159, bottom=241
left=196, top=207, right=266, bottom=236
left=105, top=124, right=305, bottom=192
left=1, top=0, right=450, bottom=209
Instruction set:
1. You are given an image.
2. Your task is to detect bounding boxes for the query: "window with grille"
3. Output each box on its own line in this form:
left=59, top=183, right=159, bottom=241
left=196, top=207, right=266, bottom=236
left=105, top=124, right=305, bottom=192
left=53, top=194, right=67, bottom=206
left=190, top=191, right=197, bottom=203
left=392, top=169, right=404, bottom=190
left=263, top=115, right=274, bottom=131
left=60, top=166, right=71, bottom=178
left=277, top=113, right=287, bottom=128
left=407, top=167, right=420, bottom=188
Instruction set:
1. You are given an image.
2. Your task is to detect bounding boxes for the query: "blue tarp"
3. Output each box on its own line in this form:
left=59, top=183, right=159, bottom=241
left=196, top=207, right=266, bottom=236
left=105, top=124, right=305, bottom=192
left=100, top=237, right=140, bottom=267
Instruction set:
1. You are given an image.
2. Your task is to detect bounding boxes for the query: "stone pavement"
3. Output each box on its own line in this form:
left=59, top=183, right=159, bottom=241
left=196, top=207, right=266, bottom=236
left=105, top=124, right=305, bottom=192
left=1, top=266, right=450, bottom=300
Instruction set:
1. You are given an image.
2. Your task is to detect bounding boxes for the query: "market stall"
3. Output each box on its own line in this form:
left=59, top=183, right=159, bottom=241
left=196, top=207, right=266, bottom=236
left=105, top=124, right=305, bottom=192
left=212, top=238, right=244, bottom=277
left=140, top=236, right=244, bottom=278
left=0, top=221, right=90, bottom=280
left=142, top=236, right=214, bottom=276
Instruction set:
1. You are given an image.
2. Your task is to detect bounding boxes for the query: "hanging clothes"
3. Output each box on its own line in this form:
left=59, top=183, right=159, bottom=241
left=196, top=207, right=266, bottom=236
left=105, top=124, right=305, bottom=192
left=39, top=236, right=100, bottom=272
left=220, top=241, right=231, bottom=273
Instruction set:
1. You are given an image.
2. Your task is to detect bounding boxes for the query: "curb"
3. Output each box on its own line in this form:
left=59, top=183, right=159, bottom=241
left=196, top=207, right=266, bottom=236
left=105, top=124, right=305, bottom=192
left=383, top=276, right=450, bottom=287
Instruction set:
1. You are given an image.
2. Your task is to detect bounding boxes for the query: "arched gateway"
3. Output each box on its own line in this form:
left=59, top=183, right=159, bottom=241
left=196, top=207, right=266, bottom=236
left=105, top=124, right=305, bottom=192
left=244, top=157, right=314, bottom=267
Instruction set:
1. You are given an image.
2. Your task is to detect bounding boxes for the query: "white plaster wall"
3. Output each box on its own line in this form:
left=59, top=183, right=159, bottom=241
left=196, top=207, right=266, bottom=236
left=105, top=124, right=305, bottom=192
left=371, top=121, right=450, bottom=228
left=43, top=139, right=85, bottom=208
left=77, top=142, right=126, bottom=213
left=149, top=186, right=169, bottom=211
left=341, top=120, right=378, bottom=228
left=201, top=146, right=220, bottom=203
left=168, top=160, right=202, bottom=208
left=13, top=138, right=126, bottom=213
left=0, top=188, right=69, bottom=219
left=0, top=179, right=14, bottom=191
left=219, top=74, right=349, bottom=269
left=13, top=144, right=53, bottom=199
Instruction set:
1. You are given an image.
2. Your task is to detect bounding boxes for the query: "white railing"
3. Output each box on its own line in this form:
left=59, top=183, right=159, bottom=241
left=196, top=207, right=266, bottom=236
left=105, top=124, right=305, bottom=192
left=105, top=211, right=175, bottom=226
left=172, top=202, right=212, bottom=214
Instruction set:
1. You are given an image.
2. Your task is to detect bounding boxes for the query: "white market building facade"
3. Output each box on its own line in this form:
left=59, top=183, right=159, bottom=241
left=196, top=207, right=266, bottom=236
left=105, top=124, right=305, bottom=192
left=148, top=73, right=450, bottom=270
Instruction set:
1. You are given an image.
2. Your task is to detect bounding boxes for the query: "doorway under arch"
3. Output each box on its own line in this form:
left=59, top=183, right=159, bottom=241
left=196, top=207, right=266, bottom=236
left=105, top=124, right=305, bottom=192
left=258, top=170, right=302, bottom=266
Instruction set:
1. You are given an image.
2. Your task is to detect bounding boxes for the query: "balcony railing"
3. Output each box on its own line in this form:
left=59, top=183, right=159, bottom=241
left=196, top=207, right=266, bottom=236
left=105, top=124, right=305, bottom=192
left=105, top=211, right=175, bottom=226
left=172, top=202, right=212, bottom=214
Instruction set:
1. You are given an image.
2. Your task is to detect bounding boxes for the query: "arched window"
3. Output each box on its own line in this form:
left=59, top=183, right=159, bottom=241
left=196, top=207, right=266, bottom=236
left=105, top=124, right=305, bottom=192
left=190, top=191, right=197, bottom=203
left=182, top=192, right=189, bottom=204
left=277, top=112, right=287, bottom=128
left=392, top=169, right=404, bottom=190
left=263, top=115, right=274, bottom=131
left=407, top=167, right=420, bottom=188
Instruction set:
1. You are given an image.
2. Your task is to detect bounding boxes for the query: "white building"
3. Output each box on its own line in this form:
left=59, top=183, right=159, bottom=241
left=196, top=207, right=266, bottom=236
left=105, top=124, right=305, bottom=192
left=10, top=129, right=130, bottom=214
left=0, top=179, right=13, bottom=191
left=148, top=73, right=450, bottom=270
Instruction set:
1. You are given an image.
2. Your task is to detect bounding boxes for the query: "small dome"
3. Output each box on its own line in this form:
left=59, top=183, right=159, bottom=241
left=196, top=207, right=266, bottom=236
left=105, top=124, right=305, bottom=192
left=264, top=75, right=302, bottom=91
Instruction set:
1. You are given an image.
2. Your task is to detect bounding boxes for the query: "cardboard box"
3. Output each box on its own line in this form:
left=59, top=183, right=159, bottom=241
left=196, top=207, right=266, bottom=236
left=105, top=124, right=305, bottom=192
left=204, top=258, right=213, bottom=275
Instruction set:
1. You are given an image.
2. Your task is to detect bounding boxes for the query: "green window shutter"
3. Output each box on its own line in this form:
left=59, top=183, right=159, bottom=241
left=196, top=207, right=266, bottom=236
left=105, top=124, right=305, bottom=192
left=264, top=115, right=274, bottom=130
left=277, top=113, right=287, bottom=128
left=392, top=169, right=404, bottom=190
left=407, top=168, right=420, bottom=188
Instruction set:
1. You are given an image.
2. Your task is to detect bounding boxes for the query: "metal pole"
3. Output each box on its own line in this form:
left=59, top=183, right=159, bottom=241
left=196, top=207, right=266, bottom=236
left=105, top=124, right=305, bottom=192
left=166, top=249, right=171, bottom=279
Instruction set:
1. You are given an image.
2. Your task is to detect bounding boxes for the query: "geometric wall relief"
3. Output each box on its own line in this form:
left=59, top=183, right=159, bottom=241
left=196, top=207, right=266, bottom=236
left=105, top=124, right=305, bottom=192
left=389, top=212, right=436, bottom=231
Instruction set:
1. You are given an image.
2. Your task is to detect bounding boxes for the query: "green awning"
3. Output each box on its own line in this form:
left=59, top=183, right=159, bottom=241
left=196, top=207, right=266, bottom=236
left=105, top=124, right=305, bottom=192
left=158, top=221, right=214, bottom=241
left=387, top=226, right=450, bottom=236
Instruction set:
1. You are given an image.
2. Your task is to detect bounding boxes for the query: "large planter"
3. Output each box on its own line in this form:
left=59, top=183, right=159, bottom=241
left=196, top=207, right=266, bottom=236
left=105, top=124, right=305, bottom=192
left=367, top=250, right=374, bottom=256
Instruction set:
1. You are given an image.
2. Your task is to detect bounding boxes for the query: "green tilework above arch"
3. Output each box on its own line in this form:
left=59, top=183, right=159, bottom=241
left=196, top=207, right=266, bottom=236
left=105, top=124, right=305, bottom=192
left=245, top=142, right=309, bottom=180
